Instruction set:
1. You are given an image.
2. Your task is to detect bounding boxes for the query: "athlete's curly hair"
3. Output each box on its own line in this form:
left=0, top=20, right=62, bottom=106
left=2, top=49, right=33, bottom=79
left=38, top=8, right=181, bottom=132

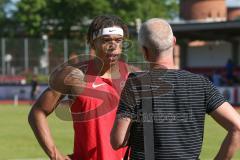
left=87, top=15, right=129, bottom=47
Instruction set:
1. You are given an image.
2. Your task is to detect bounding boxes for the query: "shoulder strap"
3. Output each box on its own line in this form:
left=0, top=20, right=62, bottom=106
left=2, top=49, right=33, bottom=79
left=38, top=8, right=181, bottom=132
left=141, top=73, right=155, bottom=160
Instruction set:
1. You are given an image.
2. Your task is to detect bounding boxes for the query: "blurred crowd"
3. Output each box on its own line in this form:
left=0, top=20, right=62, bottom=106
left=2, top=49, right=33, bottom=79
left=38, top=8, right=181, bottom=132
left=208, top=59, right=240, bottom=86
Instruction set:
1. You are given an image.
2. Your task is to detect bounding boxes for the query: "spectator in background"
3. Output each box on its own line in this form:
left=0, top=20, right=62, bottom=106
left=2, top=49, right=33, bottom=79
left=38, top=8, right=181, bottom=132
left=212, top=70, right=222, bottom=86
left=226, top=59, right=234, bottom=85
left=30, top=75, right=39, bottom=101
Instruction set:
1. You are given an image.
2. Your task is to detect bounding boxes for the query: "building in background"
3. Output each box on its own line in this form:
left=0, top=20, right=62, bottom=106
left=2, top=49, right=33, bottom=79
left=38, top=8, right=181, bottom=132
left=172, top=0, right=240, bottom=75
left=180, top=0, right=227, bottom=22
left=228, top=5, right=240, bottom=20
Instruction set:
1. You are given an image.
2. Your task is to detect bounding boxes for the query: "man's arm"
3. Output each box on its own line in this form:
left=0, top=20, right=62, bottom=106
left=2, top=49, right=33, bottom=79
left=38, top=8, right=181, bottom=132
left=110, top=116, right=132, bottom=150
left=210, top=102, right=240, bottom=160
left=28, top=88, right=71, bottom=160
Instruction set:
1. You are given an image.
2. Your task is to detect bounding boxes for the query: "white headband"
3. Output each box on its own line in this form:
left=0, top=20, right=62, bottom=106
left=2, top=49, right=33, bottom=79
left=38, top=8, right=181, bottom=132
left=93, top=27, right=124, bottom=40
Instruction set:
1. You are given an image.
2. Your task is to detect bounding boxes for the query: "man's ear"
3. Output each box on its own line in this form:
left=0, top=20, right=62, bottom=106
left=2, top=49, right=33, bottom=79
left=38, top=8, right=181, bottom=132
left=173, top=36, right=176, bottom=46
left=142, top=46, right=149, bottom=61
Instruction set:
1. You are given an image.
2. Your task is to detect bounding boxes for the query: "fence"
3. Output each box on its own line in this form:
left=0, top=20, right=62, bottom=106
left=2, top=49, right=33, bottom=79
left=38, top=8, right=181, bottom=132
left=0, top=37, right=142, bottom=77
left=0, top=37, right=88, bottom=76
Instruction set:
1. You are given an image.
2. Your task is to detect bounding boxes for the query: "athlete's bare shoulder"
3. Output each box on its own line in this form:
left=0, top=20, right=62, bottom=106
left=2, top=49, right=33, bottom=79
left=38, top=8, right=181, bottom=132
left=49, top=60, right=91, bottom=94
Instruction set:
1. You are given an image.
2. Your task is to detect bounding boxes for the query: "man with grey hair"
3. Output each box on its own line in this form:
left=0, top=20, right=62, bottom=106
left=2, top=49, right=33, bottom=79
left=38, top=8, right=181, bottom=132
left=111, top=18, right=240, bottom=159
left=138, top=18, right=174, bottom=54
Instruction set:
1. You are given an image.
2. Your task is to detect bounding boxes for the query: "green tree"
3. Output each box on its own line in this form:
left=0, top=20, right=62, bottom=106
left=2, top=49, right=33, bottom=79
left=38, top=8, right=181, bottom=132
left=0, top=0, right=16, bottom=36
left=14, top=0, right=47, bottom=36
left=42, top=0, right=112, bottom=37
left=12, top=0, right=179, bottom=37
left=0, top=0, right=9, bottom=21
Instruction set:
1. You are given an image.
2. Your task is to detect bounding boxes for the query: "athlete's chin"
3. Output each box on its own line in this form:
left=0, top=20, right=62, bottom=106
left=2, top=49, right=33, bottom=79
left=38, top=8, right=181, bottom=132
left=109, top=58, right=119, bottom=65
left=103, top=56, right=118, bottom=64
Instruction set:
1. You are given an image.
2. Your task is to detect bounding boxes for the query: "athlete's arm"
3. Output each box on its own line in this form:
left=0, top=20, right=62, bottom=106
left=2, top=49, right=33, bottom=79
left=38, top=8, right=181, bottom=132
left=28, top=65, right=78, bottom=159
left=29, top=63, right=87, bottom=159
left=210, top=102, right=240, bottom=160
left=28, top=88, right=71, bottom=160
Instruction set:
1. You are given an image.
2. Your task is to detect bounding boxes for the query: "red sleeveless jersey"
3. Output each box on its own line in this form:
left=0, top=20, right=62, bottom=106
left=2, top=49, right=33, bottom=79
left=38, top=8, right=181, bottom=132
left=71, top=61, right=129, bottom=160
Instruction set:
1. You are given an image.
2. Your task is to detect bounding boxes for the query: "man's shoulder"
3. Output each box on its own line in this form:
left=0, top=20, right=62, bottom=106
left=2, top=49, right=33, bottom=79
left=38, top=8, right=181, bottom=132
left=127, top=71, right=149, bottom=82
left=173, top=70, right=213, bottom=90
left=176, top=70, right=208, bottom=80
left=117, top=60, right=141, bottom=73
left=126, top=65, right=141, bottom=73
left=128, top=71, right=146, bottom=77
left=127, top=69, right=209, bottom=83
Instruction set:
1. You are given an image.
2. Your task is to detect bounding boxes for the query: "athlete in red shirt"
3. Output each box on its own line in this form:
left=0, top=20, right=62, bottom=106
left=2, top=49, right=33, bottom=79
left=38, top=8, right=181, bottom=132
left=28, top=15, right=137, bottom=160
left=70, top=60, right=129, bottom=160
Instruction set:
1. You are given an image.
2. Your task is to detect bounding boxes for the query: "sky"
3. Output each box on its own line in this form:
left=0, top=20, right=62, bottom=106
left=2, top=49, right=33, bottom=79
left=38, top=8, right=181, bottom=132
left=227, top=0, right=240, bottom=7
left=4, top=0, right=20, bottom=17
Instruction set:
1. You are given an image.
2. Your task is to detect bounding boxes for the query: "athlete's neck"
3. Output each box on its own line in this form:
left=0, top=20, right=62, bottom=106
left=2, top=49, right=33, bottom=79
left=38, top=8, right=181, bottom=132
left=101, top=62, right=120, bottom=79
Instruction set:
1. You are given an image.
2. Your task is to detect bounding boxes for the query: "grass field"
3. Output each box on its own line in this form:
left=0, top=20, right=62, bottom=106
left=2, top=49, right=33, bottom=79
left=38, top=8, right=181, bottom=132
left=0, top=104, right=239, bottom=160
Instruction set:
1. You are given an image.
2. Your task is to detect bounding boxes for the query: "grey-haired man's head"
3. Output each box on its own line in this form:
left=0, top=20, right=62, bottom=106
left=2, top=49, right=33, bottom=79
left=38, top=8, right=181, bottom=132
left=138, top=18, right=174, bottom=57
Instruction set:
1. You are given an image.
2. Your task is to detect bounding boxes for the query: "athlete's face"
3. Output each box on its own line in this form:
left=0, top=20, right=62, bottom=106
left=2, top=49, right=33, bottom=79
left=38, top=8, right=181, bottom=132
left=93, top=34, right=123, bottom=65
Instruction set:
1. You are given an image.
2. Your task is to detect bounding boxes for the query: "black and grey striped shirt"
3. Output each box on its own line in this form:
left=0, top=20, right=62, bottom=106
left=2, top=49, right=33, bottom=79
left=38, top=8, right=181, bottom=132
left=117, top=69, right=226, bottom=160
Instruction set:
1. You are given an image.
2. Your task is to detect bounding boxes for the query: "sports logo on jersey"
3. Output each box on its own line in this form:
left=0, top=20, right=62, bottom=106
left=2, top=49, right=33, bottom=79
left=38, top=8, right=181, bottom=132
left=92, top=82, right=106, bottom=88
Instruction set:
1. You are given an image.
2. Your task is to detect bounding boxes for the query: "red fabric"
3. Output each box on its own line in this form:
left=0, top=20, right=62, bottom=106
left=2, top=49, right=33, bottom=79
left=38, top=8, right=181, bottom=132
left=71, top=61, right=129, bottom=160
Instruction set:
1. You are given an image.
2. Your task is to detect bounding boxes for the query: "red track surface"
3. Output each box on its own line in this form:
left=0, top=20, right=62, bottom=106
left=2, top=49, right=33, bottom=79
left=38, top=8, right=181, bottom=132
left=0, top=100, right=34, bottom=105
left=0, top=100, right=239, bottom=110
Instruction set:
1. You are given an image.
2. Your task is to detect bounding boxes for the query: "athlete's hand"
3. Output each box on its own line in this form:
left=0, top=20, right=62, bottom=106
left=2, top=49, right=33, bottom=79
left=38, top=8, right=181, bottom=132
left=50, top=149, right=72, bottom=160
left=64, top=155, right=72, bottom=160
left=66, top=154, right=74, bottom=160
left=50, top=154, right=72, bottom=160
